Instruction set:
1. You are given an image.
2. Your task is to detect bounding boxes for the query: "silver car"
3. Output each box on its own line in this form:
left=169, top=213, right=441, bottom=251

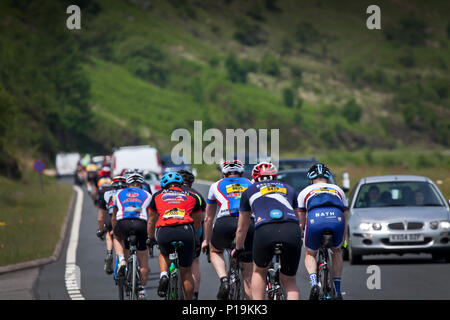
left=345, top=175, right=450, bottom=264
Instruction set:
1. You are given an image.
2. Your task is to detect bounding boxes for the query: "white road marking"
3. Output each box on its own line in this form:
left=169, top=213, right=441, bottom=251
left=65, top=185, right=85, bottom=300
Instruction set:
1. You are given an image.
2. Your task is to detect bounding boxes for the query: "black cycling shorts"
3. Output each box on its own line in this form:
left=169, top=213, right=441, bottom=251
left=211, top=216, right=254, bottom=263
left=105, top=213, right=112, bottom=232
left=156, top=224, right=196, bottom=268
left=113, top=219, right=148, bottom=251
left=253, top=221, right=302, bottom=276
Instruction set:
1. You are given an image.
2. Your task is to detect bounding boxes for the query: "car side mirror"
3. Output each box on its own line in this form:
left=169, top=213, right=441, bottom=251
left=342, top=172, right=350, bottom=193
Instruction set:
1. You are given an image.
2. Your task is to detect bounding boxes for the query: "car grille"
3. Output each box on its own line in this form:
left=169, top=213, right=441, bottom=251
left=388, top=223, right=404, bottom=230
left=407, top=222, right=424, bottom=230
left=388, top=222, right=424, bottom=230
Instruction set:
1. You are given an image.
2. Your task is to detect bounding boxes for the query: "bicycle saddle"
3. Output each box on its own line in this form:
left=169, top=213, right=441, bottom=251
left=321, top=230, right=334, bottom=248
left=274, top=243, right=283, bottom=255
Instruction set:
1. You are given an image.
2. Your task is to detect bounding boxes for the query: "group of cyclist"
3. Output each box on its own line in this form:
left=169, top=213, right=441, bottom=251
left=79, top=155, right=347, bottom=301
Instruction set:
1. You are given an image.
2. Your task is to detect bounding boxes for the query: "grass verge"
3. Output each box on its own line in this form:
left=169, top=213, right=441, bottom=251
left=0, top=169, right=73, bottom=267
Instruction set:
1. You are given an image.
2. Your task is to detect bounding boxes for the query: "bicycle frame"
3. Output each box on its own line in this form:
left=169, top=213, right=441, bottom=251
left=265, top=244, right=285, bottom=300
left=317, top=232, right=336, bottom=300
left=115, top=235, right=140, bottom=300
left=167, top=241, right=184, bottom=300
left=226, top=248, right=243, bottom=300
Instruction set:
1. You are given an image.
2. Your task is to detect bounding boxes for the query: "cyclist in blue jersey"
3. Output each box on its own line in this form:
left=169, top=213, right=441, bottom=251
left=112, top=172, right=152, bottom=300
left=234, top=162, right=302, bottom=300
left=297, top=163, right=347, bottom=300
left=202, top=159, right=254, bottom=300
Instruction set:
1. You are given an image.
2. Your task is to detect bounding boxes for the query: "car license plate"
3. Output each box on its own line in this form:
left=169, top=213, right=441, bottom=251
left=389, top=234, right=424, bottom=242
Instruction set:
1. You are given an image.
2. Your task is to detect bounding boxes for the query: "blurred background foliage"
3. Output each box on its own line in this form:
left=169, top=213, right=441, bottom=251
left=0, top=0, right=449, bottom=178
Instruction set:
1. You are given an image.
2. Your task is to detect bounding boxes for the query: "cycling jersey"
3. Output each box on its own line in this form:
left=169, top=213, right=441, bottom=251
left=239, top=179, right=299, bottom=229
left=86, top=163, right=98, bottom=172
left=97, top=177, right=112, bottom=189
left=297, top=183, right=347, bottom=212
left=150, top=186, right=202, bottom=228
left=206, top=177, right=252, bottom=218
left=297, top=183, right=347, bottom=251
left=113, top=187, right=152, bottom=221
left=99, top=188, right=117, bottom=214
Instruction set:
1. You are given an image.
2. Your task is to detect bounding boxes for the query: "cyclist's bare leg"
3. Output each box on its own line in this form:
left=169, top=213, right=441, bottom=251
left=331, top=247, right=343, bottom=278
left=180, top=266, right=194, bottom=300
left=304, top=249, right=318, bottom=275
left=280, top=273, right=300, bottom=300
left=210, top=245, right=227, bottom=279
left=251, top=264, right=268, bottom=300
left=158, top=252, right=169, bottom=274
left=242, top=262, right=253, bottom=300
left=106, top=231, right=113, bottom=251
left=137, top=250, right=149, bottom=286
left=192, top=257, right=201, bottom=294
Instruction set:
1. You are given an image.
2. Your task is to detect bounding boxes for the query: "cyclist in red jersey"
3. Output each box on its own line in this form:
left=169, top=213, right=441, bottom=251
left=147, top=172, right=202, bottom=300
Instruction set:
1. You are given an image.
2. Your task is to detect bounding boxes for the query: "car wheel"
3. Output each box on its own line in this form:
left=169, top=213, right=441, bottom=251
left=342, top=247, right=349, bottom=261
left=348, top=242, right=362, bottom=265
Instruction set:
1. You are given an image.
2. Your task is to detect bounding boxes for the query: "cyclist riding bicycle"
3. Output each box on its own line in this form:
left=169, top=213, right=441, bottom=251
left=112, top=172, right=152, bottom=300
left=97, top=175, right=127, bottom=274
left=202, top=159, right=254, bottom=300
left=147, top=172, right=203, bottom=300
left=297, top=163, right=347, bottom=300
left=95, top=166, right=112, bottom=207
left=178, top=169, right=206, bottom=300
left=123, top=168, right=152, bottom=194
left=234, top=161, right=302, bottom=300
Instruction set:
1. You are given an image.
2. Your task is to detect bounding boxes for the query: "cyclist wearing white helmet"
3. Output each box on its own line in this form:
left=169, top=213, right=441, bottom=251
left=202, top=159, right=254, bottom=300
left=234, top=161, right=302, bottom=300
left=112, top=172, right=152, bottom=300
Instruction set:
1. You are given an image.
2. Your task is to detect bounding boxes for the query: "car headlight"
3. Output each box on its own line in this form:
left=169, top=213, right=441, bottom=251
left=430, top=221, right=439, bottom=230
left=440, top=221, right=450, bottom=230
left=359, top=222, right=371, bottom=231
left=372, top=223, right=382, bottom=230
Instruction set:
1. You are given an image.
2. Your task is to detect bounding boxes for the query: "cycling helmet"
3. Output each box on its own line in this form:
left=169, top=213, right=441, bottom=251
left=178, top=169, right=195, bottom=186
left=98, top=166, right=111, bottom=178
left=112, top=176, right=127, bottom=189
left=252, top=162, right=277, bottom=181
left=221, top=159, right=244, bottom=176
left=126, top=172, right=145, bottom=186
left=307, top=163, right=332, bottom=181
left=160, top=172, right=183, bottom=189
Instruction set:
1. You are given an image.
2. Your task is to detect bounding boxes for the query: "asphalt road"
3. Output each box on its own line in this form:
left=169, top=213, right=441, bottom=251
left=32, top=178, right=450, bottom=300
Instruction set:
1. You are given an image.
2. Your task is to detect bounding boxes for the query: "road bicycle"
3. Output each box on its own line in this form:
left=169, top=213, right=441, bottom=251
left=114, top=232, right=141, bottom=300
left=226, top=242, right=244, bottom=300
left=166, top=241, right=185, bottom=300
left=265, top=243, right=286, bottom=300
left=317, top=230, right=336, bottom=300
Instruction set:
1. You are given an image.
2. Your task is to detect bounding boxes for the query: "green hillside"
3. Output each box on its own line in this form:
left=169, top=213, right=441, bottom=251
left=1, top=0, right=449, bottom=175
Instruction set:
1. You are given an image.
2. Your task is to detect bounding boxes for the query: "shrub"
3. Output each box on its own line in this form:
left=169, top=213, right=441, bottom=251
left=341, top=100, right=362, bottom=123
left=225, top=54, right=248, bottom=83
left=282, top=87, right=294, bottom=107
left=260, top=55, right=280, bottom=76
left=295, top=22, right=320, bottom=48
left=384, top=17, right=427, bottom=46
left=233, top=19, right=266, bottom=46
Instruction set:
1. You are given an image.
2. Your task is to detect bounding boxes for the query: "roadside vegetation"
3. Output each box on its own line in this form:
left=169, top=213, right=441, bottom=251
left=0, top=168, right=73, bottom=266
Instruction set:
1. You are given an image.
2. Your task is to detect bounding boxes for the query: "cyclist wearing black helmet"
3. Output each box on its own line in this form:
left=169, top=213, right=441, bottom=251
left=178, top=169, right=206, bottom=300
left=112, top=172, right=152, bottom=300
left=297, top=163, right=347, bottom=300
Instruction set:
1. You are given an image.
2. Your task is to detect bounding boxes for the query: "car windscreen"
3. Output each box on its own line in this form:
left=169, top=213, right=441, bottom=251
left=279, top=160, right=315, bottom=171
left=354, top=181, right=445, bottom=208
left=277, top=172, right=310, bottom=193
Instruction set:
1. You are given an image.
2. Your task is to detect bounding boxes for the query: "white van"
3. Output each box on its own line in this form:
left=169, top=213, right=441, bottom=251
left=112, top=145, right=162, bottom=177
left=55, top=152, right=81, bottom=177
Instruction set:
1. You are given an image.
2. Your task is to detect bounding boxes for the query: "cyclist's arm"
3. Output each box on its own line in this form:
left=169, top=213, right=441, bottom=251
left=97, top=208, right=106, bottom=231
left=203, top=203, right=216, bottom=245
left=299, top=209, right=306, bottom=232
left=112, top=207, right=118, bottom=230
left=147, top=209, right=158, bottom=239
left=235, top=210, right=251, bottom=250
